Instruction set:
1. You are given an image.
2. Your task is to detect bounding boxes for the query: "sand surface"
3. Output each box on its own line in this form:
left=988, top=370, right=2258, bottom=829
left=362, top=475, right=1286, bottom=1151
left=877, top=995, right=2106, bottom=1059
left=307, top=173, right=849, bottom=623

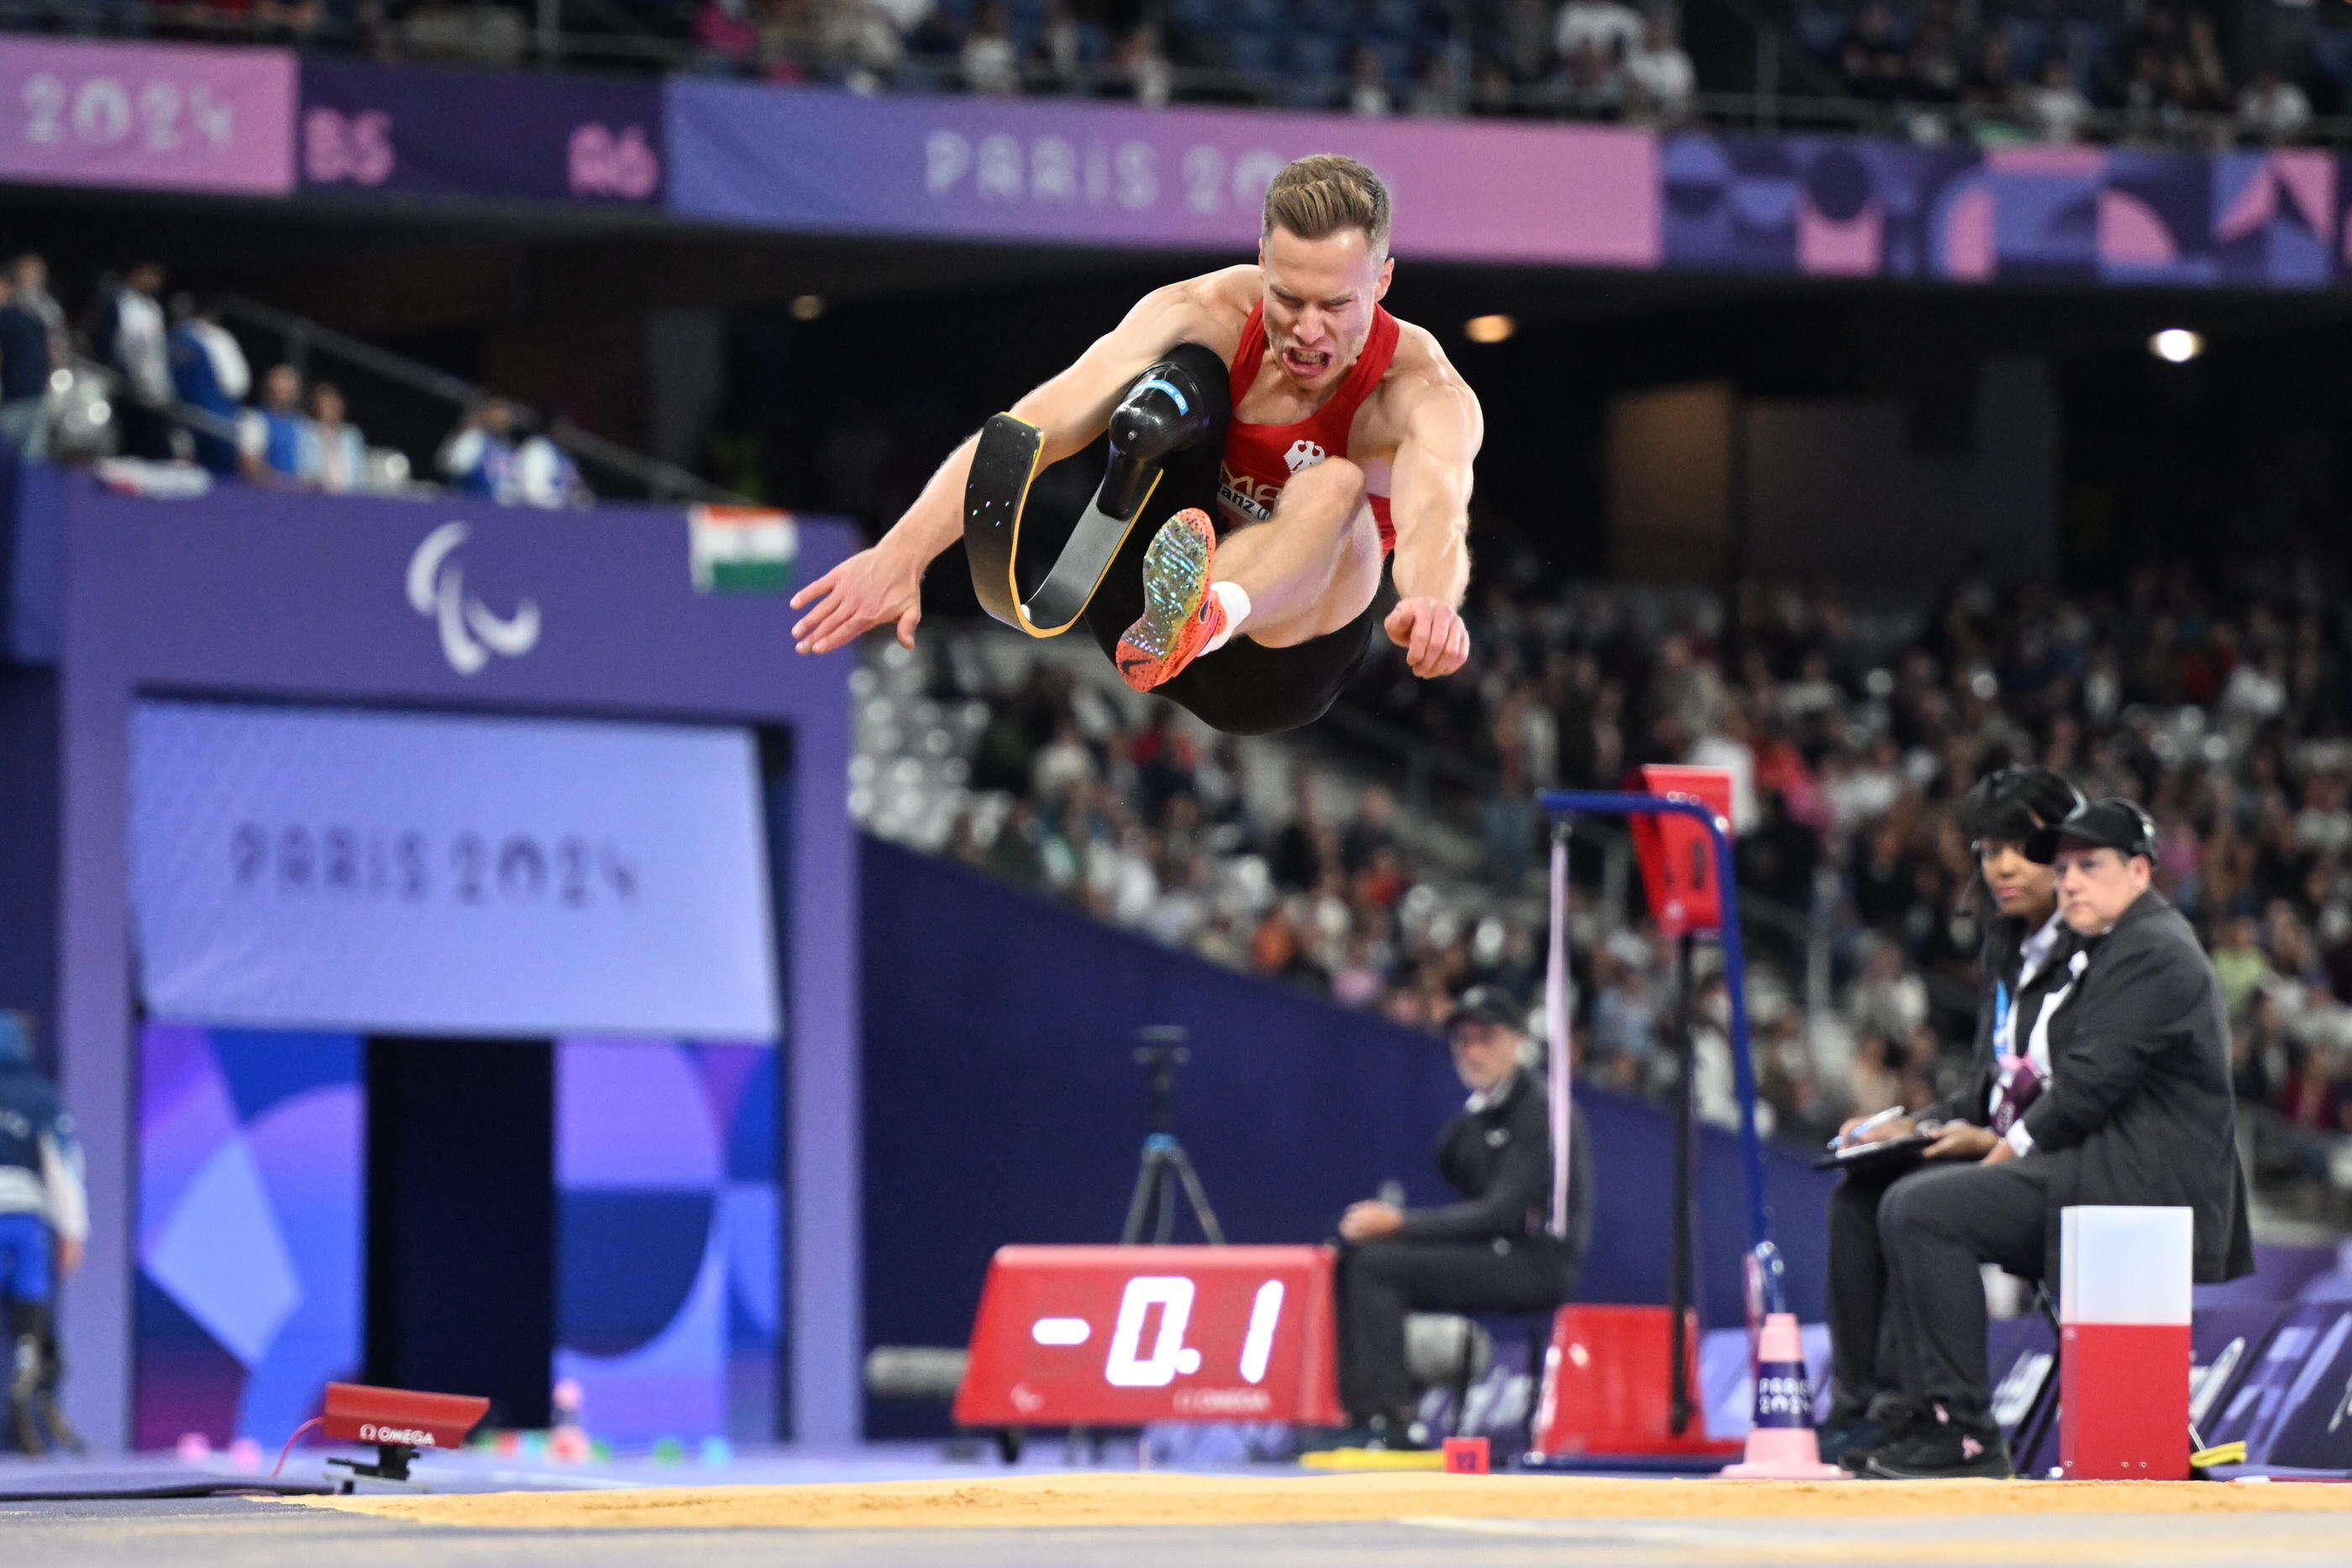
left=288, top=1471, right=2352, bottom=1531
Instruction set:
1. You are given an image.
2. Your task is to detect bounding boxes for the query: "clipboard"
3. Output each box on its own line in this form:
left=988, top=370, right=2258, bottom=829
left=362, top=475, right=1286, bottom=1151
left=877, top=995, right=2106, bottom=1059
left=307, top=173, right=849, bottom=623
left=1812, top=1131, right=1938, bottom=1172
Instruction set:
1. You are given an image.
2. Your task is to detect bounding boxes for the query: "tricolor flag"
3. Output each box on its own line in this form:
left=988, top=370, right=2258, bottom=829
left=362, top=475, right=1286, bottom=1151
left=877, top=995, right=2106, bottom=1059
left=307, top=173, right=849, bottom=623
left=690, top=505, right=797, bottom=594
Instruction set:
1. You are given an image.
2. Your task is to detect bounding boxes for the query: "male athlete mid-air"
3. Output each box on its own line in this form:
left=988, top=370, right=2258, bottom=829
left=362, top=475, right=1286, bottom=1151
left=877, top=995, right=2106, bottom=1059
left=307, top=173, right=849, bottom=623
left=790, top=154, right=1481, bottom=735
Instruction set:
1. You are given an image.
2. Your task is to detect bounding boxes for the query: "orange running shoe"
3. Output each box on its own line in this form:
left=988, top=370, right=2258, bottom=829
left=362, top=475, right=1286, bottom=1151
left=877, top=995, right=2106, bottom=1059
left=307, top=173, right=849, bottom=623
left=1116, top=508, right=1225, bottom=692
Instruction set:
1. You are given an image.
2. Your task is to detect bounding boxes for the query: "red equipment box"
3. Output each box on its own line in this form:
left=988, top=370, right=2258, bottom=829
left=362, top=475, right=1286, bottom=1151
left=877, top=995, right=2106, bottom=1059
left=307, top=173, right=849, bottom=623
left=1628, top=765, right=1735, bottom=937
left=1529, top=1304, right=1741, bottom=1458
left=954, top=1245, right=1347, bottom=1428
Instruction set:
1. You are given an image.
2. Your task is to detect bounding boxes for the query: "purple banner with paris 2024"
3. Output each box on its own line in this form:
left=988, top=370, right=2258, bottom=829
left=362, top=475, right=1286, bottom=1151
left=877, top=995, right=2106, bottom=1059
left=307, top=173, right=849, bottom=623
left=0, top=37, right=293, bottom=195
left=299, top=58, right=661, bottom=202
left=664, top=81, right=1658, bottom=265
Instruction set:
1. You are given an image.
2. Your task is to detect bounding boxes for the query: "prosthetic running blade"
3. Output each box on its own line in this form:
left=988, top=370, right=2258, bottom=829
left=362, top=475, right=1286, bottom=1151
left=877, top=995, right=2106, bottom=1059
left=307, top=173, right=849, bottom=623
left=963, top=412, right=1158, bottom=637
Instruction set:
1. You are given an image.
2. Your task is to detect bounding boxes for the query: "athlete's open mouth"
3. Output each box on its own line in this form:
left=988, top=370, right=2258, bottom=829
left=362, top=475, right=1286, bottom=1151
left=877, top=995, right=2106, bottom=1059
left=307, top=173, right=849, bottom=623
left=1282, top=347, right=1332, bottom=377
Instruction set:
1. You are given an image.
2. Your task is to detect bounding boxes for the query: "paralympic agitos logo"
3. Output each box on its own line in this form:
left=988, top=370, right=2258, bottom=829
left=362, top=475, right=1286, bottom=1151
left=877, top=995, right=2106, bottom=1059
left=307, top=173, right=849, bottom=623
left=407, top=522, right=541, bottom=676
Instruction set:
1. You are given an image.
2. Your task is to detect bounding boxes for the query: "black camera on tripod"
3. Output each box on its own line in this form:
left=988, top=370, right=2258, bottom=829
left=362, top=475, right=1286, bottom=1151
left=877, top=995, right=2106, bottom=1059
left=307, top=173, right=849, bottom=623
left=1122, top=1025, right=1223, bottom=1245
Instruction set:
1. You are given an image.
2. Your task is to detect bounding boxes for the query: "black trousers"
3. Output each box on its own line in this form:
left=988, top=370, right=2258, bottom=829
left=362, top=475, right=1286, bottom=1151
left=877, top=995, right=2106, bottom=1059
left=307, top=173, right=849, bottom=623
left=1336, top=1237, right=1574, bottom=1422
left=1824, top=1159, right=1914, bottom=1424
left=1873, top=1151, right=2068, bottom=1428
left=1077, top=343, right=1390, bottom=737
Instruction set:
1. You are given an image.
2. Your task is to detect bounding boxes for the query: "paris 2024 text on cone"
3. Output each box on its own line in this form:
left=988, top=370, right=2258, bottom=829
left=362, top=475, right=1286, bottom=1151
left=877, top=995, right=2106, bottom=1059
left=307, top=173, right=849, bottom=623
left=1720, top=1312, right=1846, bottom=1479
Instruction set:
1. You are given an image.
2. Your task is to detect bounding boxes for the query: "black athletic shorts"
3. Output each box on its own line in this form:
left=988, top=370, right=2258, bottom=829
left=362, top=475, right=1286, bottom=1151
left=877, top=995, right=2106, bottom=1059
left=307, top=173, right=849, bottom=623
left=1076, top=342, right=1393, bottom=737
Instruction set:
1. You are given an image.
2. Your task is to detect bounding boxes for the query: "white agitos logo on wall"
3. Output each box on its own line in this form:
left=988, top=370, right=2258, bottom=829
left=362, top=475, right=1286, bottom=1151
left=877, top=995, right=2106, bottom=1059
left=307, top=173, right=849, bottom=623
left=407, top=522, right=541, bottom=675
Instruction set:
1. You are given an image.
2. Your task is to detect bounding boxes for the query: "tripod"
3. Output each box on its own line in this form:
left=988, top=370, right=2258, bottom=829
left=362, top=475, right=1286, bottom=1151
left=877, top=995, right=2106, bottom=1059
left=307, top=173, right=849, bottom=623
left=1121, top=1026, right=1225, bottom=1245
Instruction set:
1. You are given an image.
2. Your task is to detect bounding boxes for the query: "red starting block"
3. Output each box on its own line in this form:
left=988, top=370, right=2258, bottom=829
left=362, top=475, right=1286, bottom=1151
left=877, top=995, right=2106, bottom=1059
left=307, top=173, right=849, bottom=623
left=955, top=1245, right=1346, bottom=1429
left=320, top=1382, right=491, bottom=1486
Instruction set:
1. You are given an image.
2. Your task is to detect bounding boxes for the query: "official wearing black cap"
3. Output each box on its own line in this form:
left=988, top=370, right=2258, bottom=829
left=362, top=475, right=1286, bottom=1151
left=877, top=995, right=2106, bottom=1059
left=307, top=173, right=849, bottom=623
left=1322, top=985, right=1594, bottom=1448
left=1861, top=797, right=2252, bottom=1479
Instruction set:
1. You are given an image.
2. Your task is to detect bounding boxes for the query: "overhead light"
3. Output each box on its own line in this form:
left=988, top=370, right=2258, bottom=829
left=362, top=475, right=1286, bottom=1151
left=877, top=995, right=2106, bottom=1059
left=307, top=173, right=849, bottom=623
left=1464, top=314, right=1515, bottom=344
left=2150, top=328, right=2202, bottom=364
left=790, top=294, right=825, bottom=322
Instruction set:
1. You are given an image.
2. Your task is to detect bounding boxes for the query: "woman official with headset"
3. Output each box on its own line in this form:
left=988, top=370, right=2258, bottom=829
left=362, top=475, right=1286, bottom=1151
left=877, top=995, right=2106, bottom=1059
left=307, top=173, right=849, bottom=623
left=1814, top=766, right=2083, bottom=1474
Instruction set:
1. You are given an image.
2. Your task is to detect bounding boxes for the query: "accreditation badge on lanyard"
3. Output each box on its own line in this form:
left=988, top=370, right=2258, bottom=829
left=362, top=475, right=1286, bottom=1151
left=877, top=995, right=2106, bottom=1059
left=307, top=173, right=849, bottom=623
left=1989, top=980, right=2044, bottom=1135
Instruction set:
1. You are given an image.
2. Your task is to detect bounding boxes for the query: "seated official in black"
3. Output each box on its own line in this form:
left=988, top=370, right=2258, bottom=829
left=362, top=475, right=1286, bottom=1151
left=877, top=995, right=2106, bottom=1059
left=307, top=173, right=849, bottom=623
left=1324, top=985, right=1593, bottom=1450
left=1821, top=766, right=2081, bottom=1472
left=1864, top=799, right=2252, bottom=1481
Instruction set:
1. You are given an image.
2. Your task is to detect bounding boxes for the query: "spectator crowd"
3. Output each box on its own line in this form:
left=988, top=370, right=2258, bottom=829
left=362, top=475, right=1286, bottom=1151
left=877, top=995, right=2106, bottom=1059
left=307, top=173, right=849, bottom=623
left=0, top=252, right=592, bottom=507
left=34, top=1, right=2352, bottom=148
left=1810, top=0, right=2327, bottom=147
left=864, top=543, right=2352, bottom=1212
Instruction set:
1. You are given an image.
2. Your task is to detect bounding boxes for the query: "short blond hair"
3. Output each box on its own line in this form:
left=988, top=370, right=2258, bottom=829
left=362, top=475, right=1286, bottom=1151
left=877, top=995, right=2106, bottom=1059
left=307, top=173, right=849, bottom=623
left=1262, top=155, right=1392, bottom=254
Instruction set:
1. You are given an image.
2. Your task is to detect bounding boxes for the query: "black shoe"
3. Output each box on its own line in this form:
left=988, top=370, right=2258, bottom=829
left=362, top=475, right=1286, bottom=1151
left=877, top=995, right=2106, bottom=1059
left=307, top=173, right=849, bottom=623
left=1865, top=1416, right=2013, bottom=1480
left=1829, top=1400, right=1924, bottom=1475
left=1817, top=1415, right=1882, bottom=1474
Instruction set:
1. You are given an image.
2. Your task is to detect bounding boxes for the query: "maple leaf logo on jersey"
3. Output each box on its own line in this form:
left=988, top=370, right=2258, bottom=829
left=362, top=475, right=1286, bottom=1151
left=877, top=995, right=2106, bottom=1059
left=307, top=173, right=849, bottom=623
left=1284, top=440, right=1326, bottom=474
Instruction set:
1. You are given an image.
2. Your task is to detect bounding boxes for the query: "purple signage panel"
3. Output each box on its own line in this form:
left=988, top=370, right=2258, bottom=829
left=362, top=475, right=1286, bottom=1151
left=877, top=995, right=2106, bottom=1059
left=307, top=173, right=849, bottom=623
left=300, top=59, right=660, bottom=203
left=666, top=82, right=1656, bottom=265
left=0, top=38, right=293, bottom=196
left=56, top=477, right=859, bottom=1451
left=1660, top=132, right=2345, bottom=288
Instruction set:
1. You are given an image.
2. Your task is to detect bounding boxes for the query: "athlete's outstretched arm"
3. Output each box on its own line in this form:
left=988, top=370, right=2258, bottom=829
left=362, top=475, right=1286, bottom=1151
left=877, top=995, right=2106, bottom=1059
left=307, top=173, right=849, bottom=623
left=790, top=280, right=1224, bottom=655
left=1383, top=371, right=1482, bottom=679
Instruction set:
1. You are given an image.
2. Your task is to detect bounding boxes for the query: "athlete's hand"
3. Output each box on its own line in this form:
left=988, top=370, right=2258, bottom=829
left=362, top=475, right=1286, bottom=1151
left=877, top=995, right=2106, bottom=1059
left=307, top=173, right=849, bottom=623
left=790, top=543, right=924, bottom=654
left=1924, top=1122, right=1998, bottom=1162
left=1339, top=1201, right=1405, bottom=1242
left=1384, top=596, right=1470, bottom=679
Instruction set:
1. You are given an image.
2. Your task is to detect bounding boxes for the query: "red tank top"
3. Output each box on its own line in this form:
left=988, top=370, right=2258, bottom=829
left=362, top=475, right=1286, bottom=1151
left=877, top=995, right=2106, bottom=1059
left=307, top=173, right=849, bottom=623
left=1218, top=302, right=1401, bottom=553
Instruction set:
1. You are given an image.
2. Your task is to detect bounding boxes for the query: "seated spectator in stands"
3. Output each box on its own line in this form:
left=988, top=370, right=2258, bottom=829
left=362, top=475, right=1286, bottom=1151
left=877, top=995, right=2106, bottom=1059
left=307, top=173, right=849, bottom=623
left=515, top=418, right=593, bottom=508
left=8, top=256, right=65, bottom=366
left=1961, top=31, right=2019, bottom=123
left=0, top=273, right=56, bottom=459
left=2024, top=60, right=2094, bottom=143
left=961, top=1, right=1022, bottom=95
left=1557, top=40, right=1627, bottom=119
left=1105, top=21, right=1172, bottom=107
left=398, top=0, right=528, bottom=67
left=2238, top=67, right=2312, bottom=145
left=820, top=0, right=912, bottom=92
left=755, top=0, right=820, bottom=81
left=1624, top=15, right=1695, bottom=123
left=1409, top=52, right=1469, bottom=118
left=1906, top=18, right=1962, bottom=107
left=90, top=263, right=174, bottom=461
left=1347, top=45, right=1394, bottom=117
left=1470, top=57, right=1522, bottom=117
left=1035, top=1, right=1097, bottom=96
left=255, top=0, right=326, bottom=45
left=2183, top=13, right=2232, bottom=109
left=1500, top=0, right=1553, bottom=83
left=169, top=302, right=253, bottom=479
left=239, top=363, right=307, bottom=486
left=438, top=397, right=521, bottom=501
left=301, top=381, right=369, bottom=494
left=1554, top=0, right=1643, bottom=68
left=697, top=0, right=763, bottom=71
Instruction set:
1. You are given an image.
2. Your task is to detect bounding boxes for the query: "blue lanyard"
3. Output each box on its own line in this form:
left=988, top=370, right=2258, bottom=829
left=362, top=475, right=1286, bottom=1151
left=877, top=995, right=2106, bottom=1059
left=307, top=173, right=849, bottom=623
left=1992, top=980, right=2014, bottom=1058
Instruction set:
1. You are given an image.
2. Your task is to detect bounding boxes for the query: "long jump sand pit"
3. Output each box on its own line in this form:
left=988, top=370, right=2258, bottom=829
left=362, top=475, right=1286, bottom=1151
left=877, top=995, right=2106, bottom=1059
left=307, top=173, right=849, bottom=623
left=290, top=1471, right=2352, bottom=1531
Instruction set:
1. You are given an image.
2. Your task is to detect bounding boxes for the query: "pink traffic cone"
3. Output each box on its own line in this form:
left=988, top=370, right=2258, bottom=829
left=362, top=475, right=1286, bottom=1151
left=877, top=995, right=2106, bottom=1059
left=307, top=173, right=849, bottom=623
left=1720, top=1312, right=1845, bottom=1479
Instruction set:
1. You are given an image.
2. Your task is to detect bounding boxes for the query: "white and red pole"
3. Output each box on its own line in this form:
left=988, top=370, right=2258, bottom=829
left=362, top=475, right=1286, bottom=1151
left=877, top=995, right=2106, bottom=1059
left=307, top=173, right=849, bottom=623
left=2059, top=1205, right=2193, bottom=1480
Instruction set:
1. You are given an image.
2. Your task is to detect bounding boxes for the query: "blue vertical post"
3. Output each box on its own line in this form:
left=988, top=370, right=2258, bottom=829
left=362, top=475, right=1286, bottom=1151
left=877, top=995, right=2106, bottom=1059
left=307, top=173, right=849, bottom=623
left=1541, top=791, right=1780, bottom=1304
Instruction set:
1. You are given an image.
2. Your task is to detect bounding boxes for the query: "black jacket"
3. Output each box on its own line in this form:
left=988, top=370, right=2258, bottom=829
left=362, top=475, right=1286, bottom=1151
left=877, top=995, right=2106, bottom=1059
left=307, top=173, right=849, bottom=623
left=1394, top=1067, right=1593, bottom=1268
left=1933, top=908, right=2083, bottom=1128
left=2017, top=889, right=2255, bottom=1283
